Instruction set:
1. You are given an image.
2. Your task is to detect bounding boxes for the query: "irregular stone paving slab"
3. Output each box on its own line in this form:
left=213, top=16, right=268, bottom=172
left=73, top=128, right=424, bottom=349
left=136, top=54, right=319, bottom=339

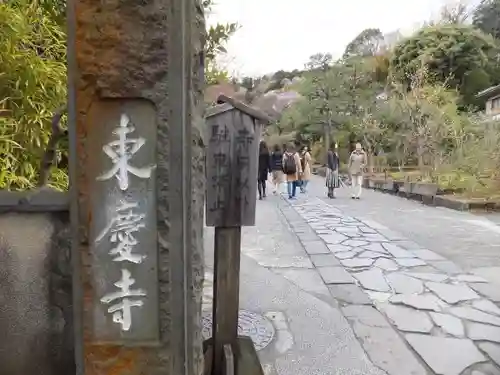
left=470, top=283, right=500, bottom=303
left=426, top=282, right=480, bottom=304
left=362, top=233, right=390, bottom=242
left=473, top=300, right=500, bottom=316
left=392, top=240, right=423, bottom=250
left=336, top=227, right=360, bottom=235
left=429, top=312, right=465, bottom=337
left=367, top=291, right=392, bottom=303
left=315, top=229, right=334, bottom=235
left=327, top=244, right=352, bottom=253
left=411, top=249, right=445, bottom=261
left=353, top=268, right=391, bottom=292
left=479, top=342, right=500, bottom=367
left=404, top=272, right=448, bottom=282
left=317, top=266, right=355, bottom=285
left=364, top=243, right=389, bottom=254
left=386, top=273, right=424, bottom=294
left=309, top=254, right=340, bottom=267
left=453, top=274, right=488, bottom=283
left=428, top=260, right=463, bottom=275
left=342, top=239, right=369, bottom=247
left=390, top=294, right=446, bottom=312
left=334, top=251, right=358, bottom=260
left=342, top=306, right=428, bottom=375
left=383, top=243, right=416, bottom=258
left=374, top=258, right=399, bottom=271
left=395, top=258, right=427, bottom=267
left=467, top=322, right=500, bottom=343
left=381, top=304, right=433, bottom=333
left=405, top=334, right=486, bottom=375
left=449, top=306, right=500, bottom=326
left=358, top=251, right=391, bottom=259
left=302, top=240, right=331, bottom=255
left=359, top=226, right=378, bottom=234
left=340, top=258, right=374, bottom=268
left=327, top=284, right=372, bottom=305
left=318, top=233, right=347, bottom=244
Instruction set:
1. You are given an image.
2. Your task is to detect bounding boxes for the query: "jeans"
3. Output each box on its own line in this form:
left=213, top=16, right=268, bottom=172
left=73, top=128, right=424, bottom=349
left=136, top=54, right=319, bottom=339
left=287, top=180, right=298, bottom=198
left=301, top=180, right=309, bottom=192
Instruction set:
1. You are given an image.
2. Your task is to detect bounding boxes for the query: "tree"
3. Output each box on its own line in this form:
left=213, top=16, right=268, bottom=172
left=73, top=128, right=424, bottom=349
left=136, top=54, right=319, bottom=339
left=391, top=23, right=499, bottom=107
left=473, top=0, right=500, bottom=39
left=343, top=28, right=383, bottom=59
left=439, top=1, right=470, bottom=24
left=305, top=53, right=333, bottom=71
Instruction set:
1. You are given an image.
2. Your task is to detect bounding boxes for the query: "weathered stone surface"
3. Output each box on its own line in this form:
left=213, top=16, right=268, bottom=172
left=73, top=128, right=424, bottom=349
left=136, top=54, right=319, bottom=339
left=364, top=243, right=389, bottom=254
left=479, top=342, right=500, bottom=367
left=411, top=249, right=445, bottom=261
left=381, top=304, right=433, bottom=333
left=454, top=274, right=487, bottom=283
left=302, top=240, right=331, bottom=255
left=374, top=258, right=399, bottom=271
left=449, top=307, right=500, bottom=326
left=428, top=261, right=463, bottom=275
left=386, top=273, right=424, bottom=294
left=317, top=266, right=355, bottom=285
left=390, top=294, right=446, bottom=312
left=405, top=334, right=486, bottom=375
left=353, top=268, right=391, bottom=292
left=343, top=306, right=427, bottom=375
left=342, top=239, right=369, bottom=247
left=383, top=243, right=415, bottom=258
left=473, top=300, right=500, bottom=316
left=395, top=258, right=427, bottom=267
left=340, top=258, right=375, bottom=268
left=274, top=269, right=331, bottom=298
left=334, top=251, right=358, bottom=260
left=467, top=322, right=500, bottom=343
left=318, top=233, right=347, bottom=244
left=426, top=282, right=480, bottom=304
left=310, top=254, right=340, bottom=267
left=429, top=312, right=465, bottom=337
left=362, top=233, right=389, bottom=242
left=327, top=244, right=352, bottom=253
left=404, top=272, right=448, bottom=282
left=358, top=251, right=390, bottom=259
left=366, top=291, right=392, bottom=303
left=359, top=226, right=377, bottom=234
left=328, top=284, right=372, bottom=305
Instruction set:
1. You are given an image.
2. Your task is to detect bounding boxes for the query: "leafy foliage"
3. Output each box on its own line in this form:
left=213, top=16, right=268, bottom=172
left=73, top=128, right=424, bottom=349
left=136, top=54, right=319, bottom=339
left=473, top=0, right=500, bottom=39
left=390, top=23, right=499, bottom=107
left=343, top=28, right=383, bottom=59
left=0, top=1, right=67, bottom=190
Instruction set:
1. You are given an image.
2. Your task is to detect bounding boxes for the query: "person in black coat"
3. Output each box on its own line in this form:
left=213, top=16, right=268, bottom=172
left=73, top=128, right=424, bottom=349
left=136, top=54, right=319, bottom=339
left=258, top=140, right=271, bottom=199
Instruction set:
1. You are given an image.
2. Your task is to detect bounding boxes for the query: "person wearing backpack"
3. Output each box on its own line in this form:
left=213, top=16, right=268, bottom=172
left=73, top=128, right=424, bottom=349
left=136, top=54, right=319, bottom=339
left=282, top=143, right=302, bottom=199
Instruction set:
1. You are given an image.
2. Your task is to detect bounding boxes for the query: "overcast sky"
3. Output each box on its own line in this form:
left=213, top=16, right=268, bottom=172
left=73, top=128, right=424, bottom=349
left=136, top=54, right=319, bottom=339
left=208, top=0, right=478, bottom=77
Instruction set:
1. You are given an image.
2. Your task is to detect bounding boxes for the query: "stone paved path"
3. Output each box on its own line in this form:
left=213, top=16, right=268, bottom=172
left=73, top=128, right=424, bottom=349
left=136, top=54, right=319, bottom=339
left=279, top=180, right=500, bottom=375
left=203, top=196, right=387, bottom=375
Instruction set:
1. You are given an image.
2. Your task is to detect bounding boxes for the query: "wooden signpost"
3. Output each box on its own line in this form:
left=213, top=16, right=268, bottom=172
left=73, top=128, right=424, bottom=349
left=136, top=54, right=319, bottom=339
left=205, top=95, right=270, bottom=375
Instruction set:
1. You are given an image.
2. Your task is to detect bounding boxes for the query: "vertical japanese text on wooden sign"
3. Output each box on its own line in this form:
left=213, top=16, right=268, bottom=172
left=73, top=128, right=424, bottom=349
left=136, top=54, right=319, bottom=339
left=205, top=110, right=260, bottom=227
left=88, top=100, right=159, bottom=344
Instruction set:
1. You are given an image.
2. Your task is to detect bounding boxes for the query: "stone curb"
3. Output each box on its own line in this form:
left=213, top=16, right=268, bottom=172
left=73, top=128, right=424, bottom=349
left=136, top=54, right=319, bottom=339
left=363, top=178, right=500, bottom=212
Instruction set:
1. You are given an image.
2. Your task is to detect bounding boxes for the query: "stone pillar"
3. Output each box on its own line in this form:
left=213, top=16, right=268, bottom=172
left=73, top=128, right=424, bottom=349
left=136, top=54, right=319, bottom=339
left=67, top=0, right=205, bottom=373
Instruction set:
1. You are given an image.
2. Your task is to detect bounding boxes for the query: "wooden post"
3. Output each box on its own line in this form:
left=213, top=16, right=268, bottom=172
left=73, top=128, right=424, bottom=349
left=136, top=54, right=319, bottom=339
left=205, top=95, right=269, bottom=375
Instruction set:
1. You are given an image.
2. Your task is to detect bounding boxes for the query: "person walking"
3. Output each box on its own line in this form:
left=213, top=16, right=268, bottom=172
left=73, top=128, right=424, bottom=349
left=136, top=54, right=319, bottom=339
left=282, top=143, right=302, bottom=199
left=326, top=143, right=340, bottom=198
left=348, top=142, right=366, bottom=199
left=270, top=144, right=284, bottom=194
left=300, top=146, right=312, bottom=193
left=258, top=140, right=271, bottom=200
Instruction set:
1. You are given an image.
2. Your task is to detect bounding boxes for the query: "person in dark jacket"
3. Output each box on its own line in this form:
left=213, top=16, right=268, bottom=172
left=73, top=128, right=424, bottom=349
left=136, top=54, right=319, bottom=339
left=258, top=140, right=271, bottom=199
left=270, top=144, right=284, bottom=194
left=326, top=142, right=340, bottom=198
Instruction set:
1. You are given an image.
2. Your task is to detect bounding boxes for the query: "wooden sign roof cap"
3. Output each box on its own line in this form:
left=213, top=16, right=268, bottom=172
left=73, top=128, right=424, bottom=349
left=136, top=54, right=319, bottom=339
left=205, top=94, right=271, bottom=124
